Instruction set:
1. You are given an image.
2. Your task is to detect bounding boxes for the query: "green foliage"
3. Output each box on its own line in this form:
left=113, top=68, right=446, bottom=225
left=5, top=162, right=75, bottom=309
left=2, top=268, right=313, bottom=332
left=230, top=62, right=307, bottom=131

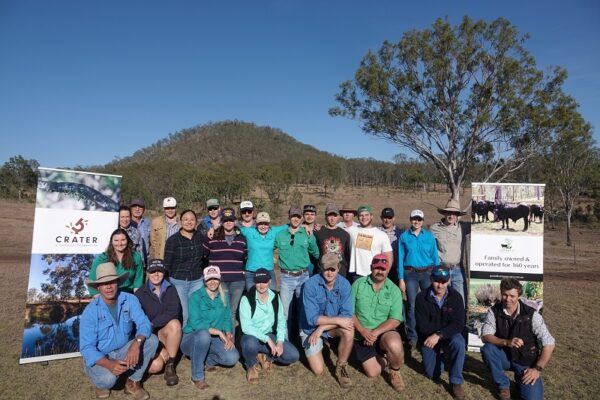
left=0, top=155, right=39, bottom=200
left=330, top=16, right=568, bottom=199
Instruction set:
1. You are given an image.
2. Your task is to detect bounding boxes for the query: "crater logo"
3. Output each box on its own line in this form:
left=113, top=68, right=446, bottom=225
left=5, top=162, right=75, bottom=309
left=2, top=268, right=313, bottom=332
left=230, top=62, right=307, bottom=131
left=66, top=217, right=88, bottom=234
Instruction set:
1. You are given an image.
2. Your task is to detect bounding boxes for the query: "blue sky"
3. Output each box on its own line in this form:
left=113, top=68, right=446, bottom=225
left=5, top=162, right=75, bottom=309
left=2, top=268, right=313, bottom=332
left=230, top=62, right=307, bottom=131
left=1, top=0, right=598, bottom=168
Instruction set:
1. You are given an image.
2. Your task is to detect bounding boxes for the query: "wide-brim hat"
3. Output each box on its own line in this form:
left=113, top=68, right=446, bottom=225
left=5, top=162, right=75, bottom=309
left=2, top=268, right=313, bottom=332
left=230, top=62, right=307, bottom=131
left=86, top=262, right=129, bottom=288
left=339, top=203, right=356, bottom=214
left=437, top=199, right=467, bottom=216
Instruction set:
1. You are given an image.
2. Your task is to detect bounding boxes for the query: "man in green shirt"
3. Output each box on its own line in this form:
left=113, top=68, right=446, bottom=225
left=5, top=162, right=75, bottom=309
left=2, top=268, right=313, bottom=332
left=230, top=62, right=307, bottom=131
left=352, top=254, right=406, bottom=392
left=274, top=205, right=320, bottom=333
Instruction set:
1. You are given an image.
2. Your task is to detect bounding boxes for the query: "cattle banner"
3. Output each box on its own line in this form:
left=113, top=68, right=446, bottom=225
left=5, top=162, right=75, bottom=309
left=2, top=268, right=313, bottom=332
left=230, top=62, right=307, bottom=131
left=20, top=168, right=121, bottom=364
left=467, top=183, right=545, bottom=351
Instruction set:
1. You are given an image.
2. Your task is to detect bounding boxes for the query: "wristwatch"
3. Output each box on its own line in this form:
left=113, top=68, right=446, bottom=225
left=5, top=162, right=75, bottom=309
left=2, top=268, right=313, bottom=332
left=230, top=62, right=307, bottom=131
left=535, top=365, right=543, bottom=372
left=136, top=337, right=144, bottom=344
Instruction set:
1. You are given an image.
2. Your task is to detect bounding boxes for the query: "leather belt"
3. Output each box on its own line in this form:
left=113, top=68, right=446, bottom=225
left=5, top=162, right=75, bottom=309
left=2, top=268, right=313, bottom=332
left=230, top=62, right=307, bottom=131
left=280, top=268, right=308, bottom=277
left=440, top=263, right=461, bottom=270
left=403, top=266, right=433, bottom=273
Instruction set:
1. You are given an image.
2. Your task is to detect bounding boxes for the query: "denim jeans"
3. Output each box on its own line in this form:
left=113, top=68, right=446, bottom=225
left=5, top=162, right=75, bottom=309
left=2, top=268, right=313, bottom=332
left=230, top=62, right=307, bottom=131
left=240, top=333, right=299, bottom=369
left=221, top=280, right=246, bottom=333
left=420, top=333, right=465, bottom=384
left=84, top=334, right=159, bottom=389
left=170, top=277, right=204, bottom=327
left=279, top=270, right=309, bottom=320
left=405, top=269, right=432, bottom=344
left=481, top=343, right=544, bottom=400
left=180, top=329, right=239, bottom=381
left=245, top=270, right=277, bottom=291
left=448, top=266, right=466, bottom=306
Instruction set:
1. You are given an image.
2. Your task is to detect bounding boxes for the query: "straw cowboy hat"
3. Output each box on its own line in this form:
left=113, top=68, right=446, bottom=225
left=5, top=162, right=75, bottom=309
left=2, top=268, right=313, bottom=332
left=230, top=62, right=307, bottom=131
left=437, top=199, right=467, bottom=216
left=85, top=262, right=129, bottom=288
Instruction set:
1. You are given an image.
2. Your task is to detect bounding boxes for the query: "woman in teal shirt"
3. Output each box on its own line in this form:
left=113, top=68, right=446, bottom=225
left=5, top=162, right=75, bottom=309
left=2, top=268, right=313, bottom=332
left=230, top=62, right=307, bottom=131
left=88, top=228, right=144, bottom=295
left=239, top=211, right=287, bottom=290
left=180, top=266, right=239, bottom=390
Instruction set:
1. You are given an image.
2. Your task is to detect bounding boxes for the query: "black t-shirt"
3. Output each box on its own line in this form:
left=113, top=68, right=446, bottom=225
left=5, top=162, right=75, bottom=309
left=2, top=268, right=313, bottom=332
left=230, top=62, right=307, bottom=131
left=314, top=227, right=351, bottom=277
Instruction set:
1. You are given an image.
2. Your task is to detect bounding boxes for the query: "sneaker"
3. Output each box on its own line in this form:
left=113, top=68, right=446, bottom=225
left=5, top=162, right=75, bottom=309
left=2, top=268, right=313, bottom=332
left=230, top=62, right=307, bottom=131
left=193, top=379, right=209, bottom=390
left=246, top=365, right=259, bottom=384
left=256, top=353, right=273, bottom=372
left=389, top=368, right=405, bottom=392
left=94, top=388, right=110, bottom=399
left=164, top=361, right=179, bottom=386
left=452, top=383, right=466, bottom=400
left=335, top=362, right=352, bottom=388
left=498, top=388, right=511, bottom=400
left=124, top=379, right=150, bottom=400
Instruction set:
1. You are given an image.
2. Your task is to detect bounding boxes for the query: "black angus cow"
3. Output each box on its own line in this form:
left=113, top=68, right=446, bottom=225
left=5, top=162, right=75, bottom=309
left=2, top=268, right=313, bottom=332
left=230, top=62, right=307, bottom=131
left=471, top=200, right=494, bottom=223
left=496, top=203, right=530, bottom=232
left=529, top=204, right=544, bottom=223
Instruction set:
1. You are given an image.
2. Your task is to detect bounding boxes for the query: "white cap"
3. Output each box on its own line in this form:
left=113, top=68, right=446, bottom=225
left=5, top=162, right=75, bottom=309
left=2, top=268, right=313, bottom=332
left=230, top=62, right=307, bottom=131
left=410, top=209, right=424, bottom=219
left=163, top=197, right=177, bottom=208
left=240, top=200, right=254, bottom=210
left=203, top=265, right=221, bottom=281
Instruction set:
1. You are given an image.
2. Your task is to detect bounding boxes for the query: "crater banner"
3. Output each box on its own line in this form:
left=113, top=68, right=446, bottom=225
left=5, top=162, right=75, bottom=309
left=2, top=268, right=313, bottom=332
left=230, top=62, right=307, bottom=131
left=20, top=168, right=121, bottom=364
left=467, top=183, right=545, bottom=352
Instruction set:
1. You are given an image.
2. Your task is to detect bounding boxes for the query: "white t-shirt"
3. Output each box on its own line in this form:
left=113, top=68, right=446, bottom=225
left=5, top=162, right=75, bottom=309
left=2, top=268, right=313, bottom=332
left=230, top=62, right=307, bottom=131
left=347, top=226, right=393, bottom=276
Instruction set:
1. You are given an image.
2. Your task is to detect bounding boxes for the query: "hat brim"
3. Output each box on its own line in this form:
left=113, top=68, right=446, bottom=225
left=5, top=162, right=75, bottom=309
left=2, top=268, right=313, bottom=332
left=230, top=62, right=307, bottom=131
left=437, top=207, right=467, bottom=216
left=86, top=271, right=129, bottom=288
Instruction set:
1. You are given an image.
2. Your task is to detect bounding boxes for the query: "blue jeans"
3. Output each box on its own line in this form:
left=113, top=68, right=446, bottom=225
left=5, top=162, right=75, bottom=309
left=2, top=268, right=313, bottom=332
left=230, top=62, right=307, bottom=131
left=279, top=270, right=309, bottom=320
left=180, top=329, right=239, bottom=381
left=420, top=333, right=465, bottom=384
left=245, top=270, right=277, bottom=291
left=221, top=280, right=246, bottom=333
left=84, top=335, right=159, bottom=389
left=170, top=277, right=204, bottom=327
left=481, top=343, right=544, bottom=400
left=405, top=269, right=432, bottom=344
left=449, top=266, right=466, bottom=306
left=240, top=333, right=299, bottom=369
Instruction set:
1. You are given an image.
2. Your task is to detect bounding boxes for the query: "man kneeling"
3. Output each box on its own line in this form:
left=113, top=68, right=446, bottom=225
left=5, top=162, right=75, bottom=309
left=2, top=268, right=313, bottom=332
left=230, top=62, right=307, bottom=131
left=239, top=268, right=300, bottom=383
left=300, top=253, right=355, bottom=388
left=352, top=254, right=405, bottom=392
left=80, top=262, right=158, bottom=400
left=415, top=266, right=466, bottom=399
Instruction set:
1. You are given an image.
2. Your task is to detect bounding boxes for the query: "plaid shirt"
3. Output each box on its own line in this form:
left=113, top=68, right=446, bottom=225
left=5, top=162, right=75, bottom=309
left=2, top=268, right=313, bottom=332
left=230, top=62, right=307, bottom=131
left=164, top=230, right=207, bottom=281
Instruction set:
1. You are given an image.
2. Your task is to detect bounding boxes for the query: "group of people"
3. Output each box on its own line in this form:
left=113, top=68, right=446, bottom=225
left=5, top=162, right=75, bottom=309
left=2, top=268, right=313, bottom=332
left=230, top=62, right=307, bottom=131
left=80, top=197, right=555, bottom=400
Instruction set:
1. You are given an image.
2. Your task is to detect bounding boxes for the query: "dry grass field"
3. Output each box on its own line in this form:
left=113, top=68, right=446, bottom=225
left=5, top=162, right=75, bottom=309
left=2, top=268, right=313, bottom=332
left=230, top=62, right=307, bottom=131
left=1, top=189, right=598, bottom=400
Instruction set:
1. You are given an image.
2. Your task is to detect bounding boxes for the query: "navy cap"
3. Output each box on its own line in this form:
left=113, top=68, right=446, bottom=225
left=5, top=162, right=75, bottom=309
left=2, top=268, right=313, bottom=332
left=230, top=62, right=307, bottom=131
left=431, top=266, right=450, bottom=282
left=254, top=268, right=271, bottom=283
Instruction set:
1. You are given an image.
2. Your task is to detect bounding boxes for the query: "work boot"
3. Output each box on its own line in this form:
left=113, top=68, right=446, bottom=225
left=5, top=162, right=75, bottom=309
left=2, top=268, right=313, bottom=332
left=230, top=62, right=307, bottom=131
left=256, top=353, right=273, bottom=372
left=452, top=383, right=466, bottom=400
left=246, top=365, right=259, bottom=384
left=498, top=388, right=511, bottom=400
left=335, top=362, right=352, bottom=388
left=193, top=379, right=209, bottom=390
left=94, top=388, right=110, bottom=399
left=389, top=368, right=406, bottom=392
left=164, top=359, right=179, bottom=386
left=124, top=379, right=150, bottom=400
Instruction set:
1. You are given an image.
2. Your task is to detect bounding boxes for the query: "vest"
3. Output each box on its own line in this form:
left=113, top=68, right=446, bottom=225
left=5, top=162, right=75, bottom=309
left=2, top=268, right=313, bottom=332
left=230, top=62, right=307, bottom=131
left=244, top=287, right=279, bottom=335
left=491, top=300, right=539, bottom=366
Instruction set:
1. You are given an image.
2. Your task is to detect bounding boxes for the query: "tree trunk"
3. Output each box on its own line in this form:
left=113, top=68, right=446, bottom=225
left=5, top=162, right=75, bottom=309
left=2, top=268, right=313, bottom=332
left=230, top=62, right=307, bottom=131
left=566, top=209, right=572, bottom=246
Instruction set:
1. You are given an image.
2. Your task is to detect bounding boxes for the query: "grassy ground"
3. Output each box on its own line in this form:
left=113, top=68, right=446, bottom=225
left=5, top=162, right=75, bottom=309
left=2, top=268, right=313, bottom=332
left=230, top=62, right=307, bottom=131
left=1, top=193, right=598, bottom=399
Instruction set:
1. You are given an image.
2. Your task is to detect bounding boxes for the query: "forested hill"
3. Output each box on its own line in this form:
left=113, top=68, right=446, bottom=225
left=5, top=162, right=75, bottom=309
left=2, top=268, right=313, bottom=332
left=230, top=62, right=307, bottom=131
left=110, top=120, right=339, bottom=167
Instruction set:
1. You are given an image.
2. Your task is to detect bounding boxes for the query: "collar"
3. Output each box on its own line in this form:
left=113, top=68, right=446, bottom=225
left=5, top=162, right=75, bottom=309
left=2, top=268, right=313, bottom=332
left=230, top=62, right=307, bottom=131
left=502, top=301, right=521, bottom=317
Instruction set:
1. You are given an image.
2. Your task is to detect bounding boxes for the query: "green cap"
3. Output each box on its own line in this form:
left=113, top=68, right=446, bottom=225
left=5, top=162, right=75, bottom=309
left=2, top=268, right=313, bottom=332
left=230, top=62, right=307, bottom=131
left=357, top=205, right=373, bottom=214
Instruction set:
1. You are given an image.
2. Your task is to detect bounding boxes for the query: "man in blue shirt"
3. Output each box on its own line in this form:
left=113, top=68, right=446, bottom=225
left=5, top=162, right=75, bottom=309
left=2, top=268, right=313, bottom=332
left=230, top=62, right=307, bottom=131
left=300, top=253, right=354, bottom=388
left=80, top=262, right=158, bottom=400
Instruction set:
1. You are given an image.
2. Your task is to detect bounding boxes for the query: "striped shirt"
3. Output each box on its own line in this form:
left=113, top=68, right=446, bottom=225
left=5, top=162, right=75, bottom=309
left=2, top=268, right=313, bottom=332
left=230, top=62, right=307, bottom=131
left=203, top=232, right=248, bottom=282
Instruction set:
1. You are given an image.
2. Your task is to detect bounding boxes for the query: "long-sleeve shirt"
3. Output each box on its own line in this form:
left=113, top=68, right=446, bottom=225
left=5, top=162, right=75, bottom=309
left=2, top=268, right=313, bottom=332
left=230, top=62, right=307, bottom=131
left=397, top=228, right=440, bottom=280
left=415, top=286, right=465, bottom=343
left=88, top=252, right=144, bottom=295
left=183, top=287, right=232, bottom=334
left=481, top=302, right=555, bottom=346
left=239, top=225, right=287, bottom=271
left=203, top=232, right=247, bottom=282
left=163, top=230, right=207, bottom=281
left=300, top=274, right=353, bottom=335
left=131, top=217, right=150, bottom=259
left=239, top=289, right=286, bottom=343
left=274, top=226, right=320, bottom=272
left=134, top=280, right=182, bottom=329
left=80, top=292, right=152, bottom=367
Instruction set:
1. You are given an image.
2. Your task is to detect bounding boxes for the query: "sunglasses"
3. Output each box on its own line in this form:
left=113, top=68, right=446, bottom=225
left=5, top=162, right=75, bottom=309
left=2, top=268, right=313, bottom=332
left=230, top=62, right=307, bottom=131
left=164, top=207, right=176, bottom=210
left=290, top=233, right=295, bottom=246
left=208, top=206, right=219, bottom=211
left=410, top=217, right=423, bottom=221
left=241, top=210, right=253, bottom=214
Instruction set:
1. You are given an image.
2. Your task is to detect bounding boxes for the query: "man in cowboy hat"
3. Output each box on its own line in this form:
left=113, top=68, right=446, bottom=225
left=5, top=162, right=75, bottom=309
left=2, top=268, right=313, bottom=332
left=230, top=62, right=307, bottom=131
left=429, top=199, right=471, bottom=305
left=80, top=262, right=159, bottom=399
